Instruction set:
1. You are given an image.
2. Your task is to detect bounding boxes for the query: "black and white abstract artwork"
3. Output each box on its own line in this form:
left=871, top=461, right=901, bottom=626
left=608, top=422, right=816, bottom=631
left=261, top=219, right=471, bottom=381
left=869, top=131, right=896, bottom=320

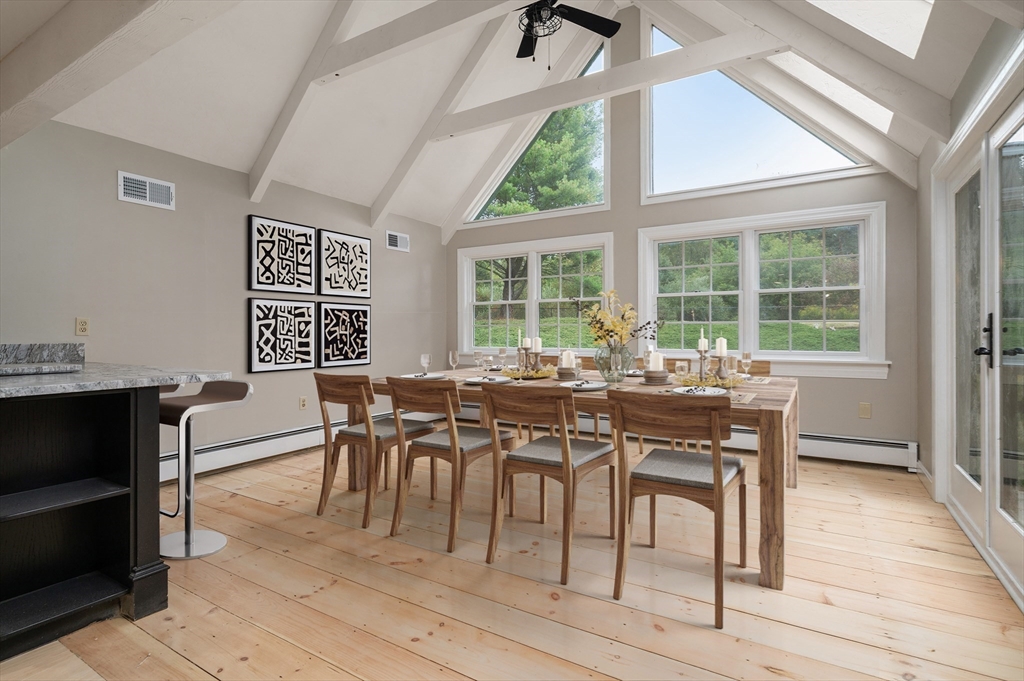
left=319, top=302, right=370, bottom=367
left=249, top=298, right=316, bottom=372
left=319, top=229, right=370, bottom=297
left=249, top=215, right=316, bottom=294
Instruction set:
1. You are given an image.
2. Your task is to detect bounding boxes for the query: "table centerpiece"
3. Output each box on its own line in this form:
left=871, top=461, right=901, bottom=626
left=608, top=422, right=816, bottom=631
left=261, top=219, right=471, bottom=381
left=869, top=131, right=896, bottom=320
left=575, top=290, right=661, bottom=383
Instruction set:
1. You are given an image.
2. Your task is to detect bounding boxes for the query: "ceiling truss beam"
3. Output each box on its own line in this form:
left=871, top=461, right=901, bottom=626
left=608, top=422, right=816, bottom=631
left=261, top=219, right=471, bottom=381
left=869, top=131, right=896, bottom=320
left=369, top=17, right=509, bottom=229
left=964, top=0, right=1024, bottom=30
left=0, top=0, right=239, bottom=149
left=248, top=0, right=362, bottom=202
left=314, top=0, right=520, bottom=84
left=432, top=27, right=788, bottom=141
left=712, top=0, right=951, bottom=141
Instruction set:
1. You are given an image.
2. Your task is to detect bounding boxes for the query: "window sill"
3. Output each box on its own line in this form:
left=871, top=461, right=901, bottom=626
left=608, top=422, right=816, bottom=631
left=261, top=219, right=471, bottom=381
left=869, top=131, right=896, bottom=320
left=761, top=357, right=890, bottom=379
left=462, top=201, right=609, bottom=230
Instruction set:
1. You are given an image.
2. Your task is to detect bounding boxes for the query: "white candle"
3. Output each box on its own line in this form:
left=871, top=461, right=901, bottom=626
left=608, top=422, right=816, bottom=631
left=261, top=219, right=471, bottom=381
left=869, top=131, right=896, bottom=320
left=698, top=327, right=709, bottom=352
left=517, top=328, right=522, bottom=347
left=523, top=337, right=532, bottom=349
left=561, top=350, right=575, bottom=367
left=533, top=337, right=543, bottom=353
left=716, top=337, right=727, bottom=357
left=650, top=352, right=664, bottom=371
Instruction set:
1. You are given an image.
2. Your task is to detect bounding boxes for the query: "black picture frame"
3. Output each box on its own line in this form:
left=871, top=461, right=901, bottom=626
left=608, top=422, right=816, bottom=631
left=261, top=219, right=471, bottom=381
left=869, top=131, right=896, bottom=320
left=248, top=298, right=316, bottom=373
left=248, top=215, right=317, bottom=294
left=318, top=302, right=371, bottom=367
left=318, top=228, right=371, bottom=298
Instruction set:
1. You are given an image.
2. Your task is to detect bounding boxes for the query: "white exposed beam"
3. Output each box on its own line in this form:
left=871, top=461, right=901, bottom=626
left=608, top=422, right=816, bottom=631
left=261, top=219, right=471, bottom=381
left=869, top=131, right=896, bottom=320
left=640, top=0, right=917, bottom=188
left=964, top=0, right=1024, bottom=30
left=314, top=0, right=520, bottom=84
left=249, top=0, right=362, bottom=202
left=433, top=28, right=787, bottom=141
left=440, top=6, right=615, bottom=244
left=0, top=0, right=239, bottom=149
left=370, top=17, right=509, bottom=228
left=711, top=0, right=951, bottom=141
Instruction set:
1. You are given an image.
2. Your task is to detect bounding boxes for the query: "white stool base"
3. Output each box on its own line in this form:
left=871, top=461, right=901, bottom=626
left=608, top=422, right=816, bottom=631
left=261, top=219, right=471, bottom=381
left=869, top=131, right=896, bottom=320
left=160, top=530, right=227, bottom=560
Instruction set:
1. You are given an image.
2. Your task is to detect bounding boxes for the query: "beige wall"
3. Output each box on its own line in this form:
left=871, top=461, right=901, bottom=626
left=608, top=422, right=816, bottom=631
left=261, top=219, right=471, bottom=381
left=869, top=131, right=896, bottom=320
left=0, top=121, right=448, bottom=451
left=951, top=20, right=1022, bottom=133
left=447, top=7, right=920, bottom=442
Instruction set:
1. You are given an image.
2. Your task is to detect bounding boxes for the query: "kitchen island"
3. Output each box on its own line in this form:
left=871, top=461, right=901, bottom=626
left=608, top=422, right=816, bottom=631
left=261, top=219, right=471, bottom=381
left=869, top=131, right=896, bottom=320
left=0, top=363, right=230, bottom=660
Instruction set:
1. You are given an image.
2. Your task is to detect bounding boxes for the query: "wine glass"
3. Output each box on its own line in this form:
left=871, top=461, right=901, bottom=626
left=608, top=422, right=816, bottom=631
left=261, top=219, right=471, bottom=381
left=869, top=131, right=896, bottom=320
left=449, top=350, right=459, bottom=372
left=473, top=350, right=483, bottom=372
left=497, top=347, right=508, bottom=368
left=741, top=351, right=752, bottom=375
left=574, top=357, right=583, bottom=380
left=419, top=353, right=431, bottom=376
left=675, top=359, right=689, bottom=384
left=483, top=356, right=494, bottom=371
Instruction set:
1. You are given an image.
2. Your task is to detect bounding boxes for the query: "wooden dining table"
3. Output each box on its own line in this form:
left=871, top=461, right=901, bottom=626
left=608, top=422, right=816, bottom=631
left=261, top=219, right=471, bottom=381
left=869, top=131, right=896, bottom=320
left=358, top=369, right=798, bottom=591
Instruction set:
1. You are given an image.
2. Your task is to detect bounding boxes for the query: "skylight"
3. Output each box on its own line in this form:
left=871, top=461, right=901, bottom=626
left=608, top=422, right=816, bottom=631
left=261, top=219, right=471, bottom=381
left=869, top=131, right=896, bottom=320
left=650, top=28, right=857, bottom=196
left=805, top=0, right=933, bottom=59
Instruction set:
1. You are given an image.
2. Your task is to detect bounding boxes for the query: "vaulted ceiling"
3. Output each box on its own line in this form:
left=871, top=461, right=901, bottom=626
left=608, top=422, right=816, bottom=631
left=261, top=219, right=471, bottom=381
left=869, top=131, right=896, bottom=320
left=1, top=0, right=1020, bottom=242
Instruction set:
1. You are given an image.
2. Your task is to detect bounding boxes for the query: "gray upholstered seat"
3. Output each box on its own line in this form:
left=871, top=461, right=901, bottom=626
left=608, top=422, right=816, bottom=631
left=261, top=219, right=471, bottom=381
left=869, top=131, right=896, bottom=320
left=337, top=417, right=434, bottom=441
left=507, top=436, right=614, bottom=468
left=631, top=448, right=744, bottom=489
left=412, top=425, right=514, bottom=453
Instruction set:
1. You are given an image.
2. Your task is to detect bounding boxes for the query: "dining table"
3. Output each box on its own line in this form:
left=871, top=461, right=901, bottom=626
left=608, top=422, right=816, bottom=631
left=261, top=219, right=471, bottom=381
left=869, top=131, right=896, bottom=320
left=356, top=368, right=798, bottom=591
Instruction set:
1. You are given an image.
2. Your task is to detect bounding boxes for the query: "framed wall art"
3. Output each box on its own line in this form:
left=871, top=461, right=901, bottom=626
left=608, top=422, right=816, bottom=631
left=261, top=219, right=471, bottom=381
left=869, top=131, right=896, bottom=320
left=319, top=229, right=370, bottom=297
left=249, top=215, right=316, bottom=294
left=249, top=298, right=316, bottom=372
left=318, top=302, right=370, bottom=367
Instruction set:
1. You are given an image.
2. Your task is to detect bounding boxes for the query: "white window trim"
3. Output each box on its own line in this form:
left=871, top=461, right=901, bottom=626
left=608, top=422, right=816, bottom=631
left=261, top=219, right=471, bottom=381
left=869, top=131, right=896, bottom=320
left=637, top=202, right=888, bottom=379
left=637, top=11, right=874, bottom=207
left=458, top=232, right=614, bottom=354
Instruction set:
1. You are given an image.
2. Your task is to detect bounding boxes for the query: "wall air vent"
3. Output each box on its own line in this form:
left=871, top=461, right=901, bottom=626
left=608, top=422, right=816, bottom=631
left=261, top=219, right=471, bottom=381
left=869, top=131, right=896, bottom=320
left=118, top=171, right=175, bottom=210
left=386, top=231, right=410, bottom=252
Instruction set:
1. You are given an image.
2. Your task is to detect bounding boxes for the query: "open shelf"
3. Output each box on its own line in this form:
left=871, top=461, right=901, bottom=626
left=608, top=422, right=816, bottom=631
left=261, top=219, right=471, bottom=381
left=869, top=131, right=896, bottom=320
left=0, top=572, right=127, bottom=641
left=0, top=478, right=130, bottom=522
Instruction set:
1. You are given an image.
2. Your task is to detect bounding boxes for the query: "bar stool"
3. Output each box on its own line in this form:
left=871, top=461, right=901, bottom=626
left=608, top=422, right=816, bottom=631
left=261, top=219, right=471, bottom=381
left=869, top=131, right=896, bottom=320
left=159, top=380, right=253, bottom=559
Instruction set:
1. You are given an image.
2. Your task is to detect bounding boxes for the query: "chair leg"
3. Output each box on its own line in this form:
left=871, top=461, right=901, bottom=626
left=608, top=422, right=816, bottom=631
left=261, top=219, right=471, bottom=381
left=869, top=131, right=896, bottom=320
left=560, top=473, right=575, bottom=585
left=608, top=464, right=616, bottom=540
left=739, top=471, right=747, bottom=569
left=390, top=447, right=412, bottom=537
left=649, top=495, right=657, bottom=548
left=317, top=440, right=341, bottom=516
left=362, top=442, right=380, bottom=529
left=383, top=447, right=391, bottom=491
left=714, top=502, right=725, bottom=629
left=539, top=475, right=547, bottom=524
left=430, top=458, right=438, bottom=500
left=459, top=457, right=468, bottom=505
left=487, top=466, right=508, bottom=564
left=507, top=475, right=517, bottom=517
left=447, top=454, right=463, bottom=553
left=614, top=488, right=633, bottom=600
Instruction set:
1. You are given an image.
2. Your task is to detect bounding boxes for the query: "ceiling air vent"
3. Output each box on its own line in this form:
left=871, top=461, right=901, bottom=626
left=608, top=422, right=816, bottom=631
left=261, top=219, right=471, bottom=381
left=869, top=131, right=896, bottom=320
left=118, top=171, right=175, bottom=210
left=386, top=231, right=410, bottom=252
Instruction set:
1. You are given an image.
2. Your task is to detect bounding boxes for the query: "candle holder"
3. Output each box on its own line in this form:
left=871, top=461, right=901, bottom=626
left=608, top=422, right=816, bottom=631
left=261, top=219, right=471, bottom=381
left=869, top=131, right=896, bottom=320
left=696, top=348, right=709, bottom=382
left=715, top=354, right=730, bottom=382
left=527, top=351, right=543, bottom=372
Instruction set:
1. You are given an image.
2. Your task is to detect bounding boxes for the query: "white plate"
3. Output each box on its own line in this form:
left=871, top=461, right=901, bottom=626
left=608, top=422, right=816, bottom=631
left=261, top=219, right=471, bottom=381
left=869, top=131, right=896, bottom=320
left=464, top=375, right=513, bottom=384
left=401, top=373, right=446, bottom=380
left=672, top=386, right=728, bottom=396
left=560, top=380, right=609, bottom=392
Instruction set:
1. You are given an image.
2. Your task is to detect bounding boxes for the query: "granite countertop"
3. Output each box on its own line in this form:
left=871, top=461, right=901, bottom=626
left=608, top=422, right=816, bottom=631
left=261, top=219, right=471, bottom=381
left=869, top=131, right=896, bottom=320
left=0, top=363, right=232, bottom=398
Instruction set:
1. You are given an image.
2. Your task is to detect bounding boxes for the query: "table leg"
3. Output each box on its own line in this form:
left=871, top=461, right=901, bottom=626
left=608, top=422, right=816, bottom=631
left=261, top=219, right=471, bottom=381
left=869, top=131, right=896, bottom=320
left=785, top=392, right=799, bottom=489
left=347, top=405, right=368, bottom=491
left=757, top=409, right=785, bottom=590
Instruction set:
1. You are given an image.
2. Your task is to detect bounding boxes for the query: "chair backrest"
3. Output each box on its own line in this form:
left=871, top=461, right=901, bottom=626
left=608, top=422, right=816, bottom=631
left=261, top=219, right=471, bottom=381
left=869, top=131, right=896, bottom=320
left=387, top=376, right=462, bottom=452
left=314, top=373, right=376, bottom=445
left=481, top=383, right=578, bottom=473
left=607, top=391, right=731, bottom=443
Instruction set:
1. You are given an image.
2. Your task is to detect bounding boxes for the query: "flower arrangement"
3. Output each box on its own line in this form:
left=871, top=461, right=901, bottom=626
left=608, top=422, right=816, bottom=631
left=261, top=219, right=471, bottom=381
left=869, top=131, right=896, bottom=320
left=575, top=290, right=661, bottom=348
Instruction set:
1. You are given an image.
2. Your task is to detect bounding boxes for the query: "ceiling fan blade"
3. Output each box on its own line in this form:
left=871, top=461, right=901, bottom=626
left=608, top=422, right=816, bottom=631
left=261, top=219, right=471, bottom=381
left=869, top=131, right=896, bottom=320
left=556, top=4, right=620, bottom=39
left=516, top=30, right=537, bottom=58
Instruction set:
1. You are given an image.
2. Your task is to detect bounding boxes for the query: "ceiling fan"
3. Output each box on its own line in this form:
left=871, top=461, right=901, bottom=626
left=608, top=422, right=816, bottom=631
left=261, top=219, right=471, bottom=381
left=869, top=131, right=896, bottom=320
left=516, top=0, right=621, bottom=60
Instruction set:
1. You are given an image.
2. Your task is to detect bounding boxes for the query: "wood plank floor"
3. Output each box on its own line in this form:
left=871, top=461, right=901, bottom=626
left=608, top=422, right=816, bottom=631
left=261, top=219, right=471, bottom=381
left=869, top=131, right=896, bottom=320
left=4, top=437, right=1023, bottom=681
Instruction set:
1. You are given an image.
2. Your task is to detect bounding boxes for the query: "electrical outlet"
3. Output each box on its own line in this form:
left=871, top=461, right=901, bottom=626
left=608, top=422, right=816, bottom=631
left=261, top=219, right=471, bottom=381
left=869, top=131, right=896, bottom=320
left=75, top=317, right=89, bottom=336
left=299, top=396, right=307, bottom=410
left=858, top=402, right=872, bottom=419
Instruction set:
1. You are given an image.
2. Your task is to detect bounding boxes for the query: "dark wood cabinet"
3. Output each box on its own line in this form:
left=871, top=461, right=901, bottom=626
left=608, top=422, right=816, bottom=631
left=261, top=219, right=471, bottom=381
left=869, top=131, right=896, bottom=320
left=0, top=387, right=167, bottom=660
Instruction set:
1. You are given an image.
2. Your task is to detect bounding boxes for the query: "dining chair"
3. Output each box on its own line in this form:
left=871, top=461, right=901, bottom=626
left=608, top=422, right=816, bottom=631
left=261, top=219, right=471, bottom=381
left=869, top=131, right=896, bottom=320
left=386, top=376, right=516, bottom=552
left=313, top=373, right=437, bottom=528
left=607, top=391, right=746, bottom=629
left=480, top=384, right=616, bottom=585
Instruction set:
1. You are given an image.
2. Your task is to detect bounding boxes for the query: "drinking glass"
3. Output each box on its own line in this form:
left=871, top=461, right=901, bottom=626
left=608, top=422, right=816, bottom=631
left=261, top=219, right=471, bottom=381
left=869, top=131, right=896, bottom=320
left=473, top=350, right=483, bottom=371
left=727, top=355, right=738, bottom=375
left=675, top=359, right=690, bottom=383
left=420, top=353, right=431, bottom=374
left=449, top=350, right=459, bottom=371
left=498, top=347, right=508, bottom=368
left=741, top=351, right=752, bottom=374
left=483, top=356, right=494, bottom=371
left=574, top=357, right=583, bottom=379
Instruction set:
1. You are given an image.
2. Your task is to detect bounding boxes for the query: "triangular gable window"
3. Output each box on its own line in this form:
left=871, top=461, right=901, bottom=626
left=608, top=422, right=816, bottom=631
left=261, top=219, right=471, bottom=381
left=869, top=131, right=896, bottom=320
left=650, top=27, right=858, bottom=196
left=474, top=48, right=605, bottom=221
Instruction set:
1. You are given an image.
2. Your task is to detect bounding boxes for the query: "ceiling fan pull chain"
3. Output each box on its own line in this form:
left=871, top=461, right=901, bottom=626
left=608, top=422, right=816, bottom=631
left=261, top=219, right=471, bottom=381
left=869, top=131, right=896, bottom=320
left=548, top=37, right=551, bottom=70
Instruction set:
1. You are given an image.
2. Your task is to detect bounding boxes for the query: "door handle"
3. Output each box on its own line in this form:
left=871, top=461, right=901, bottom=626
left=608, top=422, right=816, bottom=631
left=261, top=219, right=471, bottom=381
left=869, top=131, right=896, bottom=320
left=975, top=346, right=992, bottom=356
left=979, top=313, right=995, bottom=369
left=1004, top=347, right=1024, bottom=357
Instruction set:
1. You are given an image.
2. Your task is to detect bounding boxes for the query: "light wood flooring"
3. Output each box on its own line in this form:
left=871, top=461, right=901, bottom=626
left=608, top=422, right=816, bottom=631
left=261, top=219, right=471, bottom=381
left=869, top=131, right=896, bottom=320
left=3, top=436, right=1023, bottom=681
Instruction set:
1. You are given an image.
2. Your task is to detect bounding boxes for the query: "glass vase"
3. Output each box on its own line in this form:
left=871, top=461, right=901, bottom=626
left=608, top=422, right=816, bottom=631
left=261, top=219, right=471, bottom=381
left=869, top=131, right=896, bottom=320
left=594, top=343, right=634, bottom=383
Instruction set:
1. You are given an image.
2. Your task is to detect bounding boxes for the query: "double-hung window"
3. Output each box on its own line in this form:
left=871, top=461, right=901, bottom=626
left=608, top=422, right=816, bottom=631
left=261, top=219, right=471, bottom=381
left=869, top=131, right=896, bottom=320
left=459, top=234, right=613, bottom=353
left=639, top=203, right=887, bottom=378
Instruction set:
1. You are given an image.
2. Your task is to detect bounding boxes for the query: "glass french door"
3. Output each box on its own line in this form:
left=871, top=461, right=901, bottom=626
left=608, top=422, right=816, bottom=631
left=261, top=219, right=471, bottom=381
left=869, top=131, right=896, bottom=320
left=951, top=114, right=1024, bottom=592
